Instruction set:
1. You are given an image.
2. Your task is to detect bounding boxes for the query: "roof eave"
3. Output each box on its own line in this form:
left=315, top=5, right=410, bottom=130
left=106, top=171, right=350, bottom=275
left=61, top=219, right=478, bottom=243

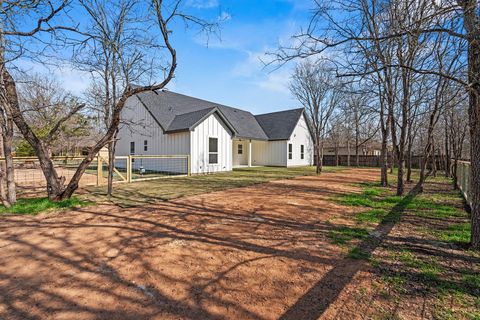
left=187, top=107, right=238, bottom=136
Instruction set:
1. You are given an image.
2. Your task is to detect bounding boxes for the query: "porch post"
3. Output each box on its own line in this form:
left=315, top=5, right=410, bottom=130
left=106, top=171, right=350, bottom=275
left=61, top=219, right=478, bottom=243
left=248, top=139, right=252, bottom=167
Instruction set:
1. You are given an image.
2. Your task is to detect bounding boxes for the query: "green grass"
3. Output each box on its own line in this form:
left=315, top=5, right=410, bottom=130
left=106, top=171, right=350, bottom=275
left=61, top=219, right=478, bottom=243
left=84, top=166, right=345, bottom=207
left=347, top=247, right=370, bottom=260
left=0, top=197, right=90, bottom=215
left=432, top=223, right=471, bottom=245
left=327, top=226, right=370, bottom=245
left=355, top=209, right=388, bottom=223
left=336, top=170, right=477, bottom=318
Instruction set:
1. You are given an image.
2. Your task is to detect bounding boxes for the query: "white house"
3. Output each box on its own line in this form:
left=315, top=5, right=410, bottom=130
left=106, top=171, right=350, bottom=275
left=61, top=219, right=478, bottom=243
left=116, top=90, right=314, bottom=174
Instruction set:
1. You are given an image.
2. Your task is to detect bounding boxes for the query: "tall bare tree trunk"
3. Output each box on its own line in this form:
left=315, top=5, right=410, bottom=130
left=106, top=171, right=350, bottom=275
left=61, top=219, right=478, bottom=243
left=379, top=94, right=389, bottom=187
left=315, top=133, right=322, bottom=174
left=0, top=125, right=10, bottom=207
left=1, top=115, right=16, bottom=204
left=334, top=144, right=339, bottom=166
left=406, top=136, right=413, bottom=183
left=444, top=120, right=451, bottom=177
left=463, top=0, right=480, bottom=249
left=431, top=140, right=437, bottom=177
left=347, top=140, right=351, bottom=167
left=106, top=130, right=118, bottom=197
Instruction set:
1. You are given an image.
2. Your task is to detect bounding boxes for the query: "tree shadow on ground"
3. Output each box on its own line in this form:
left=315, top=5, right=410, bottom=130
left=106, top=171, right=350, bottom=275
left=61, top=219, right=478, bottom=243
left=278, top=188, right=420, bottom=320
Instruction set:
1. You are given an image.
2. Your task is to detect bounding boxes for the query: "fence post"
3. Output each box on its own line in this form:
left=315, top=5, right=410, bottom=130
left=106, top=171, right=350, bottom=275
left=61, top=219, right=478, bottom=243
left=127, top=155, right=132, bottom=183
left=96, top=155, right=102, bottom=186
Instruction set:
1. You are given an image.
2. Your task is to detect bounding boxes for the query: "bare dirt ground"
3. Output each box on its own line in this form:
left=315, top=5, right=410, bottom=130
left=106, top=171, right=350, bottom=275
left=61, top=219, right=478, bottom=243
left=14, top=167, right=100, bottom=197
left=0, top=168, right=476, bottom=319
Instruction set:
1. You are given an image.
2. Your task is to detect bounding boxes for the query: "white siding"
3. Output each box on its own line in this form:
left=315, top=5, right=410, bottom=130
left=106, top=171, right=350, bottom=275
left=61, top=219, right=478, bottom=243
left=286, top=114, right=314, bottom=166
left=251, top=140, right=287, bottom=166
left=116, top=97, right=190, bottom=157
left=190, top=113, right=233, bottom=174
left=116, top=97, right=190, bottom=173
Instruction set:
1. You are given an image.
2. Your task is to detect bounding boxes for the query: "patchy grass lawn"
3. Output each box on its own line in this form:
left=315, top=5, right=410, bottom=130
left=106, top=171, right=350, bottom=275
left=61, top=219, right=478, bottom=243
left=329, top=171, right=480, bottom=319
left=83, top=165, right=345, bottom=207
left=0, top=197, right=90, bottom=215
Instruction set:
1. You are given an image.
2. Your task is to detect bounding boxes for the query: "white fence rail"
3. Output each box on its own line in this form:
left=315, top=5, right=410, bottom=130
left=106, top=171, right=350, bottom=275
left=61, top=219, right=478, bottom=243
left=456, top=160, right=471, bottom=207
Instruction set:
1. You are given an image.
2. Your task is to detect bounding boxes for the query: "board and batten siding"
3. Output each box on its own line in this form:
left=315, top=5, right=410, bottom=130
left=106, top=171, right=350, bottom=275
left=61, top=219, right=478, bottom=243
left=190, top=113, right=233, bottom=174
left=286, top=113, right=314, bottom=166
left=116, top=96, right=190, bottom=158
left=251, top=140, right=287, bottom=166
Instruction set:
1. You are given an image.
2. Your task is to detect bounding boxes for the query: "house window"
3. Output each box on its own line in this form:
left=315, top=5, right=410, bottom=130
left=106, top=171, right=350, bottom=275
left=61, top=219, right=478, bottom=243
left=130, top=141, right=135, bottom=154
left=238, top=144, right=243, bottom=155
left=288, top=143, right=293, bottom=160
left=301, top=145, right=304, bottom=159
left=209, top=137, right=218, bottom=164
left=144, top=140, right=148, bottom=152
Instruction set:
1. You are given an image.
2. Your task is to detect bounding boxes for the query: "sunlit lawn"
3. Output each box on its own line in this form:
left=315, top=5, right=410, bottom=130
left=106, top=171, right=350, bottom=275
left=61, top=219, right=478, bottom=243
left=0, top=197, right=91, bottom=215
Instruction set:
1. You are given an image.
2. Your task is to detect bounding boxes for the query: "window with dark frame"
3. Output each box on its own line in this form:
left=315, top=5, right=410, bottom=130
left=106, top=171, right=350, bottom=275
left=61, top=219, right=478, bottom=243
left=300, top=145, right=304, bottom=159
left=144, top=140, right=148, bottom=151
left=130, top=141, right=135, bottom=154
left=238, top=144, right=243, bottom=155
left=288, top=143, right=292, bottom=160
left=209, top=137, right=218, bottom=164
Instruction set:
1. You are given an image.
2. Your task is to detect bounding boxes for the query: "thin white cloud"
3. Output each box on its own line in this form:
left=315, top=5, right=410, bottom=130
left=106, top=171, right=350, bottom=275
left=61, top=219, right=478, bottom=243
left=231, top=49, right=292, bottom=93
left=232, top=50, right=266, bottom=77
left=187, top=0, right=218, bottom=9
left=255, top=69, right=291, bottom=93
left=15, top=59, right=91, bottom=96
left=218, top=11, right=231, bottom=21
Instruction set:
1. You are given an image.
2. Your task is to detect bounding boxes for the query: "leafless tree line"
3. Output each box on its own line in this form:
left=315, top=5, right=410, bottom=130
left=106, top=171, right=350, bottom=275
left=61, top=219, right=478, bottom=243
left=280, top=0, right=478, bottom=249
left=0, top=0, right=218, bottom=205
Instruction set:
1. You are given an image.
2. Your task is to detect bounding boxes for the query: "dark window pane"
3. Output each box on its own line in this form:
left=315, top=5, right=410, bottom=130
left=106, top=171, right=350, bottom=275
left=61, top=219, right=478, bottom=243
left=238, top=144, right=243, bottom=154
left=209, top=138, right=218, bottom=153
left=130, top=142, right=135, bottom=154
left=288, top=143, right=292, bottom=152
left=209, top=153, right=218, bottom=164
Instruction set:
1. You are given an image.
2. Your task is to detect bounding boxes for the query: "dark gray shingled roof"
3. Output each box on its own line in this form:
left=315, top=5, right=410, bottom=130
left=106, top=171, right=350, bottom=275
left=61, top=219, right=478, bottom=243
left=134, top=89, right=305, bottom=141
left=167, top=107, right=215, bottom=132
left=255, top=108, right=305, bottom=140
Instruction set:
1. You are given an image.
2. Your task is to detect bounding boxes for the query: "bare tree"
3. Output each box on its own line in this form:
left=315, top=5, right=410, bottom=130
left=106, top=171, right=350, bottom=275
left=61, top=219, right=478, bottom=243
left=5, top=0, right=217, bottom=201
left=75, top=0, right=164, bottom=197
left=15, top=74, right=92, bottom=156
left=272, top=0, right=480, bottom=250
left=290, top=60, right=343, bottom=173
left=342, top=91, right=378, bottom=166
left=0, top=0, right=75, bottom=206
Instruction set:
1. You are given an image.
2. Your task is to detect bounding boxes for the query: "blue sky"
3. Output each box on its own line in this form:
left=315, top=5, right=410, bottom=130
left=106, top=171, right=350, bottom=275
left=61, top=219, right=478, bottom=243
left=19, top=0, right=313, bottom=115
left=168, top=0, right=312, bottom=114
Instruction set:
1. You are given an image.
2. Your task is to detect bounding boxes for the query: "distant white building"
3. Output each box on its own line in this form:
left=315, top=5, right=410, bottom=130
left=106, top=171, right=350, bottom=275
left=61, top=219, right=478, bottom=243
left=116, top=90, right=314, bottom=174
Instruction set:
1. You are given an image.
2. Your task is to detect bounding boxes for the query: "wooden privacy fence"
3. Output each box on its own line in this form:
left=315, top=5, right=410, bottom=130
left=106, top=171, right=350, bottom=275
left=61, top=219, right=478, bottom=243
left=456, top=161, right=472, bottom=207
left=322, top=154, right=447, bottom=169
left=0, top=154, right=190, bottom=196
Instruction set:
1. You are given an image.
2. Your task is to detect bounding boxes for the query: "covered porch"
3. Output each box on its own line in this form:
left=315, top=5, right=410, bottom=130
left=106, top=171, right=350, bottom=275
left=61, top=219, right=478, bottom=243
left=232, top=138, right=255, bottom=168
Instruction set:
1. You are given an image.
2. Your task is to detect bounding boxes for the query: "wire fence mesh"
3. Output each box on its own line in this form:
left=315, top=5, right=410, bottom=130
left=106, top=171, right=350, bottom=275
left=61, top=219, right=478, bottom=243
left=130, top=155, right=189, bottom=182
left=3, top=157, right=99, bottom=197
left=0, top=154, right=189, bottom=197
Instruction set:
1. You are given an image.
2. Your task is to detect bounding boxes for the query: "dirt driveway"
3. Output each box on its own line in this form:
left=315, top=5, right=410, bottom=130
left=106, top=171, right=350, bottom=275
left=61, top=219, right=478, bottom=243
left=0, top=169, right=379, bottom=320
